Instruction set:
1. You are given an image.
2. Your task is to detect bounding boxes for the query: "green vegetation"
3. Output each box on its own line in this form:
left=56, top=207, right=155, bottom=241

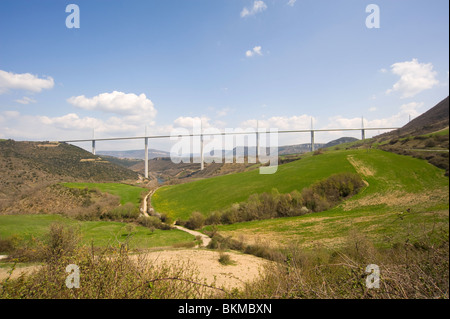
left=0, top=118, right=448, bottom=298
left=152, top=150, right=357, bottom=219
left=236, top=229, right=449, bottom=299
left=0, top=215, right=194, bottom=252
left=63, top=182, right=147, bottom=207
left=153, top=149, right=448, bottom=220
left=205, top=149, right=448, bottom=249
left=218, top=252, right=236, bottom=266
left=182, top=173, right=365, bottom=229
left=0, top=224, right=217, bottom=299
left=1, top=222, right=447, bottom=299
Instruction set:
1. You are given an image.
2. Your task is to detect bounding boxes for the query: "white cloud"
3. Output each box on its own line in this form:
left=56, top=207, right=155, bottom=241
left=0, top=91, right=159, bottom=142
left=327, top=102, right=423, bottom=131
left=0, top=70, right=54, bottom=94
left=37, top=113, right=141, bottom=134
left=241, top=1, right=267, bottom=17
left=241, top=115, right=314, bottom=131
left=67, top=91, right=156, bottom=118
left=369, top=107, right=377, bottom=112
left=173, top=116, right=212, bottom=129
left=15, top=96, right=37, bottom=105
left=386, top=59, right=439, bottom=98
left=245, top=46, right=263, bottom=57
left=287, top=0, right=297, bottom=7
left=216, top=107, right=231, bottom=117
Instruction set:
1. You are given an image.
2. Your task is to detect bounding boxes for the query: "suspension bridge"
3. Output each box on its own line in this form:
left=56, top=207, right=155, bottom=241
left=60, top=120, right=399, bottom=179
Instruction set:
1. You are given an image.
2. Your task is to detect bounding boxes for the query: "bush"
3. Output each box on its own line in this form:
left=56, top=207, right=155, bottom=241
left=200, top=173, right=365, bottom=226
left=313, top=149, right=324, bottom=155
left=425, top=139, right=436, bottom=148
left=205, top=212, right=222, bottom=225
left=102, top=202, right=140, bottom=221
left=303, top=172, right=365, bottom=212
left=38, top=223, right=80, bottom=264
left=137, top=216, right=172, bottom=230
left=185, top=212, right=206, bottom=230
left=239, top=229, right=449, bottom=299
left=0, top=235, right=219, bottom=299
left=0, top=237, right=15, bottom=254
left=218, top=252, right=235, bottom=266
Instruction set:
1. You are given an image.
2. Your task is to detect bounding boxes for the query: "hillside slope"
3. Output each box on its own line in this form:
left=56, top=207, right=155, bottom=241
left=0, top=140, right=139, bottom=212
left=212, top=148, right=449, bottom=249
left=152, top=150, right=357, bottom=219
left=396, top=96, right=449, bottom=137
left=369, top=96, right=449, bottom=175
left=377, top=96, right=449, bottom=140
left=152, top=148, right=448, bottom=221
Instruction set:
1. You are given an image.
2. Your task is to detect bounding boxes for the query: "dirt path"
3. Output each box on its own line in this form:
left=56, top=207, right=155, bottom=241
left=140, top=189, right=155, bottom=218
left=144, top=185, right=213, bottom=248
left=347, top=155, right=375, bottom=177
left=0, top=264, right=41, bottom=281
left=173, top=225, right=211, bottom=247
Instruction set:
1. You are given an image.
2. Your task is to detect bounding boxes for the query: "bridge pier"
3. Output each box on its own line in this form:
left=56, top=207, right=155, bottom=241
left=200, top=133, right=204, bottom=170
left=256, top=121, right=260, bottom=163
left=361, top=116, right=365, bottom=140
left=311, top=130, right=315, bottom=152
left=92, top=140, right=96, bottom=155
left=144, top=137, right=149, bottom=179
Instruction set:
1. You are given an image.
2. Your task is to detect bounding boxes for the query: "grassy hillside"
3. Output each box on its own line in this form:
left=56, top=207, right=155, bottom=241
left=152, top=148, right=448, bottom=221
left=208, top=149, right=448, bottom=249
left=152, top=150, right=358, bottom=219
left=63, top=182, right=148, bottom=208
left=0, top=140, right=140, bottom=212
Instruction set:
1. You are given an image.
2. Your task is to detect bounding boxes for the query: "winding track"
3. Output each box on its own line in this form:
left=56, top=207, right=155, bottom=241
left=141, top=185, right=211, bottom=248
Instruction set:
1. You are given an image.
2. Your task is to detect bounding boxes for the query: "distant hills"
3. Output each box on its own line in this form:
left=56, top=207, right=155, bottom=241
left=97, top=149, right=170, bottom=160
left=98, top=136, right=360, bottom=161
left=323, top=137, right=359, bottom=148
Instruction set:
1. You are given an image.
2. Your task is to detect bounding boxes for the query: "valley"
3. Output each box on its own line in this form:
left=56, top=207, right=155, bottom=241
left=0, top=97, right=448, bottom=299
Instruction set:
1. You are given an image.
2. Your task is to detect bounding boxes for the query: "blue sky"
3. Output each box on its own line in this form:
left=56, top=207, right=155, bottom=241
left=0, top=0, right=448, bottom=151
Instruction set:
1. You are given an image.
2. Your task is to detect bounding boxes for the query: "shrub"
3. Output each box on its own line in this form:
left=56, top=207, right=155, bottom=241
left=303, top=172, right=365, bottom=212
left=313, top=149, right=324, bottom=155
left=0, top=239, right=219, bottom=299
left=103, top=202, right=140, bottom=221
left=137, top=216, right=172, bottom=230
left=0, top=237, right=15, bottom=254
left=41, top=223, right=80, bottom=263
left=205, top=212, right=222, bottom=225
left=425, top=139, right=436, bottom=148
left=200, top=173, right=365, bottom=226
left=218, top=252, right=235, bottom=266
left=185, top=212, right=206, bottom=230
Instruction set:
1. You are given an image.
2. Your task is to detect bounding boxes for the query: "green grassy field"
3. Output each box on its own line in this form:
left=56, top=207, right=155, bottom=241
left=0, top=214, right=195, bottom=250
left=63, top=182, right=147, bottom=207
left=152, top=150, right=358, bottom=219
left=152, top=148, right=448, bottom=219
left=204, top=149, right=449, bottom=248
left=152, top=148, right=448, bottom=248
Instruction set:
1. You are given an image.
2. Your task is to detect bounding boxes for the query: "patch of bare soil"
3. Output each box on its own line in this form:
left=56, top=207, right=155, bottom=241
left=0, top=249, right=269, bottom=291
left=347, top=155, right=375, bottom=177
left=134, top=249, right=268, bottom=290
left=342, top=189, right=448, bottom=211
left=0, top=264, right=41, bottom=281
